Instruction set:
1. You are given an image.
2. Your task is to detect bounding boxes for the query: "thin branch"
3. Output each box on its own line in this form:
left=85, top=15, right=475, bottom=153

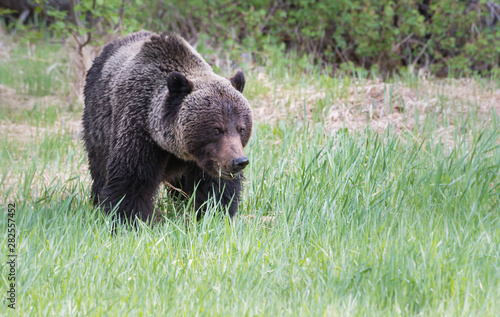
left=164, top=181, right=190, bottom=199
left=68, top=0, right=82, bottom=28
left=115, top=0, right=126, bottom=31
left=392, top=33, right=413, bottom=52
left=78, top=0, right=97, bottom=53
left=411, top=42, right=429, bottom=69
left=259, top=3, right=279, bottom=33
left=486, top=1, right=500, bottom=26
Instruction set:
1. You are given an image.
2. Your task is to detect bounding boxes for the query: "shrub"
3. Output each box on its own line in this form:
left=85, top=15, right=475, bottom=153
left=2, top=0, right=499, bottom=76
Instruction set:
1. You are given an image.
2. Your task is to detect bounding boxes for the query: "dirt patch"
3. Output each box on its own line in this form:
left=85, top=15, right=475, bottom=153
left=0, top=84, right=16, bottom=96
left=0, top=91, right=64, bottom=113
left=0, top=116, right=82, bottom=142
left=322, top=78, right=499, bottom=143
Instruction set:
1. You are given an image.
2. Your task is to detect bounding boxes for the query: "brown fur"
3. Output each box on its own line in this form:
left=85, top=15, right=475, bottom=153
left=83, top=31, right=252, bottom=223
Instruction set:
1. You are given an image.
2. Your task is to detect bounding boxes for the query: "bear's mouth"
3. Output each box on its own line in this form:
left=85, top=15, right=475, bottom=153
left=219, top=170, right=239, bottom=180
left=202, top=160, right=242, bottom=180
left=215, top=164, right=241, bottom=180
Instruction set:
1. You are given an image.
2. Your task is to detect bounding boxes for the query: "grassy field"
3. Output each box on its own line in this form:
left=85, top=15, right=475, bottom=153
left=1, top=34, right=500, bottom=316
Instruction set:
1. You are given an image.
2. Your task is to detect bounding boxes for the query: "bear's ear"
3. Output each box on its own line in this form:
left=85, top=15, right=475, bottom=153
left=230, top=71, right=245, bottom=93
left=167, top=71, right=193, bottom=97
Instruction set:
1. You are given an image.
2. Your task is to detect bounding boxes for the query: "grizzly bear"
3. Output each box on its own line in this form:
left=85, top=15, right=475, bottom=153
left=82, top=31, right=252, bottom=223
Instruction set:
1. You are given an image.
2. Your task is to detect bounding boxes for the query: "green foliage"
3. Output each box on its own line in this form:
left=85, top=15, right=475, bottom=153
left=42, top=0, right=145, bottom=39
left=142, top=0, right=500, bottom=76
left=2, top=0, right=498, bottom=76
left=0, top=43, right=70, bottom=97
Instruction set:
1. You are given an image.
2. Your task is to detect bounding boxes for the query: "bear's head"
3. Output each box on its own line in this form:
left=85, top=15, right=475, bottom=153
left=166, top=71, right=252, bottom=180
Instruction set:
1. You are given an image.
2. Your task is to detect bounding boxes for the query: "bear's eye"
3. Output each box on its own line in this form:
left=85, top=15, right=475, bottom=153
left=214, top=128, right=222, bottom=136
left=239, top=128, right=245, bottom=136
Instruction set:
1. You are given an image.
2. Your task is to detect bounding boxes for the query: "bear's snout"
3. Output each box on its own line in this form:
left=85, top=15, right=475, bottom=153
left=231, top=156, right=249, bottom=172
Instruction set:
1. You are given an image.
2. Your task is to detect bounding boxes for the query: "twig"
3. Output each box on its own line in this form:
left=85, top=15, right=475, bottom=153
left=259, top=3, right=279, bottom=33
left=77, top=0, right=96, bottom=52
left=18, top=9, right=30, bottom=24
left=334, top=46, right=348, bottom=64
left=69, top=0, right=96, bottom=53
left=164, top=181, right=190, bottom=199
left=115, top=0, right=126, bottom=31
left=69, top=0, right=82, bottom=28
left=392, top=33, right=413, bottom=52
left=486, top=2, right=500, bottom=26
left=119, top=0, right=126, bottom=24
left=411, top=42, right=429, bottom=69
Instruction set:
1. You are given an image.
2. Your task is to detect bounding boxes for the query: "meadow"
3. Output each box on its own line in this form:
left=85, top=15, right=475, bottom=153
left=1, top=34, right=499, bottom=316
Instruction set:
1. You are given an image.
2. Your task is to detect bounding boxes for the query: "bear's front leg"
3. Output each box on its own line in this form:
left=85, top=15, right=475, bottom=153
left=100, top=176, right=157, bottom=223
left=179, top=163, right=243, bottom=218
left=100, top=141, right=167, bottom=223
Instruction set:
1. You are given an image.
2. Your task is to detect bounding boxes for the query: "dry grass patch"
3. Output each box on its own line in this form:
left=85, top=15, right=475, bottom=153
left=250, top=73, right=500, bottom=145
left=0, top=115, right=81, bottom=141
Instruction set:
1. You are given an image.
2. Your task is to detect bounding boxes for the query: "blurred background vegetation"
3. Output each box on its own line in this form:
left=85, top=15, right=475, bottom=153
left=1, top=0, right=499, bottom=77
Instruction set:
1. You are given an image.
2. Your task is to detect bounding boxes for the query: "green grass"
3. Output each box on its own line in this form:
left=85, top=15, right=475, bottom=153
left=1, top=39, right=499, bottom=316
left=0, top=42, right=70, bottom=97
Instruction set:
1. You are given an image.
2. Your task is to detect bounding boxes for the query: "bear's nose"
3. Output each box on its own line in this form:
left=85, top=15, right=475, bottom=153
left=231, top=156, right=249, bottom=172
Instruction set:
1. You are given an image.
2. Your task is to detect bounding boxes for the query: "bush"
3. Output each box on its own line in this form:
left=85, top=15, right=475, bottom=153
left=2, top=0, right=499, bottom=76
left=145, top=0, right=500, bottom=76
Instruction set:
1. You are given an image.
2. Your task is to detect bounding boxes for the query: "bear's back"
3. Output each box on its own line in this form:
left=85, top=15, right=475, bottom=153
left=84, top=31, right=152, bottom=94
